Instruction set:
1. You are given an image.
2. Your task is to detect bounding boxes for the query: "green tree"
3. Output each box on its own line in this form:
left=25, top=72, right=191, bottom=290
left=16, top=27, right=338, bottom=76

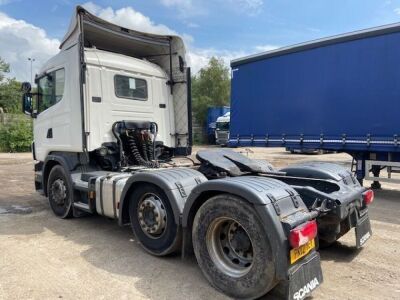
left=0, top=56, right=32, bottom=153
left=0, top=78, right=22, bottom=113
left=192, top=57, right=230, bottom=127
left=0, top=57, right=10, bottom=82
left=0, top=57, right=22, bottom=113
left=0, top=115, right=33, bottom=152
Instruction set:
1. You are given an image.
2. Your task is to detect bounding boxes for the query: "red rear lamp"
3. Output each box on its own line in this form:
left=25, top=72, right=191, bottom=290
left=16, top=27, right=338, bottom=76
left=289, top=220, right=317, bottom=249
left=362, top=189, right=374, bottom=205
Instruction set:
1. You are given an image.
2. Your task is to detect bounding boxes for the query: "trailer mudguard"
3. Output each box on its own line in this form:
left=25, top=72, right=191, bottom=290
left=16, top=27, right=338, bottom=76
left=117, top=168, right=207, bottom=225
left=181, top=176, right=315, bottom=280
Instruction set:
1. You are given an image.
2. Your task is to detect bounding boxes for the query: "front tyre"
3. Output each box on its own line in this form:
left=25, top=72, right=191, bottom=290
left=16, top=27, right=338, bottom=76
left=47, top=165, right=73, bottom=218
left=129, top=184, right=181, bottom=256
left=192, top=194, right=275, bottom=300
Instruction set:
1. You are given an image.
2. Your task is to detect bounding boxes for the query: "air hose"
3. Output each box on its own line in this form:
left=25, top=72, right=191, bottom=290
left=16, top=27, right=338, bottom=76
left=112, top=121, right=159, bottom=168
left=127, top=133, right=159, bottom=168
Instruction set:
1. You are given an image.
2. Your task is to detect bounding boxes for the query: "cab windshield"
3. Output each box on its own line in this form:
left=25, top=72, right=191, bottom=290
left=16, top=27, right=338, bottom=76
left=216, top=121, right=229, bottom=131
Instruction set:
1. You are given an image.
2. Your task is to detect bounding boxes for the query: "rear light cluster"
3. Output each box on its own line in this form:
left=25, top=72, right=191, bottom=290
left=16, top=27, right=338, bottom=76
left=289, top=220, right=317, bottom=249
left=362, top=189, right=374, bottom=205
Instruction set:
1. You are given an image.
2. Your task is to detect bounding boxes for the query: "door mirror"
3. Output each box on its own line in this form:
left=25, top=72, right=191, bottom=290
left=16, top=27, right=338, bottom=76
left=21, top=82, right=33, bottom=116
left=22, top=93, right=33, bottom=116
left=21, top=81, right=31, bottom=93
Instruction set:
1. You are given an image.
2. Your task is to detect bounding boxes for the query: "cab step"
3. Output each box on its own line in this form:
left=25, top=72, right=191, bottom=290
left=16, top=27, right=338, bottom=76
left=73, top=202, right=92, bottom=213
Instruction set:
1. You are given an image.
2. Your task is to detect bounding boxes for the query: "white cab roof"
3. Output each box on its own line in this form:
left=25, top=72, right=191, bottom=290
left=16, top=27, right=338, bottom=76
left=85, top=48, right=167, bottom=78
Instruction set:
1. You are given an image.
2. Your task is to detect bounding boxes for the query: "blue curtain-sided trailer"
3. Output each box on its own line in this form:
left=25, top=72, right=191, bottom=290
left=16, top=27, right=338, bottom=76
left=230, top=23, right=400, bottom=186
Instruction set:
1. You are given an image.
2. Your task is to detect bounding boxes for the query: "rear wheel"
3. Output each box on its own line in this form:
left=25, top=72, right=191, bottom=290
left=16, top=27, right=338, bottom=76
left=47, top=165, right=73, bottom=218
left=192, top=194, right=275, bottom=300
left=129, top=184, right=180, bottom=256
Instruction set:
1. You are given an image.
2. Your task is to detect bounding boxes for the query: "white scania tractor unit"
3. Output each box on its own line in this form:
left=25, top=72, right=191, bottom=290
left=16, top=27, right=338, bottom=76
left=21, top=6, right=374, bottom=299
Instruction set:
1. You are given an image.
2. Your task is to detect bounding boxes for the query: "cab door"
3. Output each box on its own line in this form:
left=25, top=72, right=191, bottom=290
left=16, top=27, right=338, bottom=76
left=34, top=68, right=65, bottom=160
left=33, top=45, right=83, bottom=161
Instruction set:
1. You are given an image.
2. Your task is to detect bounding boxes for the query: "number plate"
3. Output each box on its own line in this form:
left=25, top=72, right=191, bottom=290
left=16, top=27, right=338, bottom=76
left=290, top=239, right=315, bottom=264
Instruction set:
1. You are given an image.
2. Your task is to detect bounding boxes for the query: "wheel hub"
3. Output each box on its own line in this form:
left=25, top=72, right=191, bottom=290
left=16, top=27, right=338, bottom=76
left=51, top=179, right=67, bottom=205
left=206, top=218, right=254, bottom=278
left=228, top=223, right=253, bottom=260
left=137, top=194, right=167, bottom=238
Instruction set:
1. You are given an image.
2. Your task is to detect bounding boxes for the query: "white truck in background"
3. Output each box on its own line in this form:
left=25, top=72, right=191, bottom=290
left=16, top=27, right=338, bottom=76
left=215, top=111, right=230, bottom=145
left=20, top=6, right=373, bottom=299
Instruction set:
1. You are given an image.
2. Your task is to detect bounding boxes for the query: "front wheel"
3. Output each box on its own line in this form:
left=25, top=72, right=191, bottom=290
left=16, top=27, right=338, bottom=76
left=47, top=165, right=73, bottom=218
left=192, top=194, right=275, bottom=300
left=129, top=184, right=181, bottom=256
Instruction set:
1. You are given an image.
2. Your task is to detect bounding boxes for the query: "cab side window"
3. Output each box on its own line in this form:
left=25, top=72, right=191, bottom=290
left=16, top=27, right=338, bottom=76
left=114, top=75, right=148, bottom=100
left=38, top=68, right=65, bottom=113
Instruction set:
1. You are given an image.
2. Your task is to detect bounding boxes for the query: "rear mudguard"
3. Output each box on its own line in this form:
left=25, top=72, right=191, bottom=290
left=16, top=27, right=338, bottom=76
left=281, top=162, right=368, bottom=242
left=181, top=176, right=317, bottom=281
left=281, top=162, right=366, bottom=211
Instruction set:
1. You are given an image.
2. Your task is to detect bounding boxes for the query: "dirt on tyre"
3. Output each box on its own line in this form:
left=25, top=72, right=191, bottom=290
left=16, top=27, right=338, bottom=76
left=192, top=194, right=275, bottom=300
left=47, top=165, right=73, bottom=218
left=129, top=184, right=181, bottom=256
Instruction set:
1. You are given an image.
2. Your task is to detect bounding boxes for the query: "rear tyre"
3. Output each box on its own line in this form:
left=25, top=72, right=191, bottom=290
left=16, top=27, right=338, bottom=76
left=47, top=165, right=73, bottom=219
left=192, top=194, right=275, bottom=300
left=129, top=184, right=180, bottom=256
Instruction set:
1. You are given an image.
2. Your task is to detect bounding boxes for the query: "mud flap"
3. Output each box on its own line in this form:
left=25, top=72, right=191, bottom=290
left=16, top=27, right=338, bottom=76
left=355, top=214, right=372, bottom=248
left=288, top=252, right=323, bottom=300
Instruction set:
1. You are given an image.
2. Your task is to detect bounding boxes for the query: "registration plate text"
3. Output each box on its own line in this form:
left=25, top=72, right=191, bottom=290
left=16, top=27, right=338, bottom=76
left=290, top=239, right=315, bottom=264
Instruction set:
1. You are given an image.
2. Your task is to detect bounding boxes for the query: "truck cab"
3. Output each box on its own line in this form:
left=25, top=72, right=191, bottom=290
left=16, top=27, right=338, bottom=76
left=34, top=47, right=176, bottom=162
left=26, top=6, right=191, bottom=166
left=215, top=111, right=230, bottom=146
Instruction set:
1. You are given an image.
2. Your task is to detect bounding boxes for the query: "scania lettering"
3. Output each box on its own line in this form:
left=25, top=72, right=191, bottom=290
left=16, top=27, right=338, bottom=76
left=293, top=278, right=320, bottom=300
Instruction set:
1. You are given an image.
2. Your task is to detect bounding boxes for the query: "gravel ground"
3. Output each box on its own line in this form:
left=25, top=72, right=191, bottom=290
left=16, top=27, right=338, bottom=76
left=0, top=148, right=399, bottom=300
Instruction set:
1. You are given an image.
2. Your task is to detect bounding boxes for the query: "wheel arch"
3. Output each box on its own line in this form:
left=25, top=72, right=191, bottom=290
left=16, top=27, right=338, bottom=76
left=42, top=155, right=72, bottom=196
left=118, top=169, right=207, bottom=226
left=181, top=179, right=271, bottom=230
left=181, top=178, right=276, bottom=259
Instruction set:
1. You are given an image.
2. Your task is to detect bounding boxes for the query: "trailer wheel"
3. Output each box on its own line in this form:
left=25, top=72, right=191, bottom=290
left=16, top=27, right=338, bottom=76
left=47, top=165, right=73, bottom=218
left=192, top=194, right=275, bottom=299
left=129, top=184, right=180, bottom=256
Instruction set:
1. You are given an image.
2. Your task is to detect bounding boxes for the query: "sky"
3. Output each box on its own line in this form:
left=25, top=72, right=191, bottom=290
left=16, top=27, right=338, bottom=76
left=2, top=0, right=400, bottom=81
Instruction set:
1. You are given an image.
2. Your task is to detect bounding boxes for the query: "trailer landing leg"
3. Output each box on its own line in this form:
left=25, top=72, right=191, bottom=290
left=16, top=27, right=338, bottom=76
left=371, top=165, right=382, bottom=190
